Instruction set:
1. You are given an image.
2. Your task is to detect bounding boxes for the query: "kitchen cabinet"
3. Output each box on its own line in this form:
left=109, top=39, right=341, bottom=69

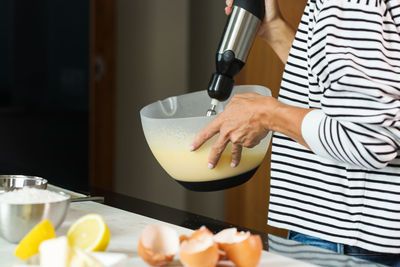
left=0, top=0, right=116, bottom=192
left=89, top=0, right=116, bottom=191
left=0, top=0, right=91, bottom=191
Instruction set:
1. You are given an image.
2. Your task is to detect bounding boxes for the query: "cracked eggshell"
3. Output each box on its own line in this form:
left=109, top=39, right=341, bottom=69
left=179, top=232, right=219, bottom=267
left=137, top=224, right=179, bottom=266
left=214, top=228, right=262, bottom=267
left=179, top=226, right=213, bottom=244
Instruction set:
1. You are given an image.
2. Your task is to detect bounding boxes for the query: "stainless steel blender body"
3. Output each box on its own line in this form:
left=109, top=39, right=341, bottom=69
left=207, top=0, right=265, bottom=114
left=218, top=6, right=261, bottom=63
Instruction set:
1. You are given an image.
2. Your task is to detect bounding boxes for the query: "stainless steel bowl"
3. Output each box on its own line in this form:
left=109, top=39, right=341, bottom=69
left=0, top=175, right=48, bottom=193
left=0, top=191, right=70, bottom=243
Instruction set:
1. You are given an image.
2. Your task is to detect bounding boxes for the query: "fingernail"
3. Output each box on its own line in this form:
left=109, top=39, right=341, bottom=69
left=230, top=162, right=237, bottom=168
left=208, top=163, right=214, bottom=169
left=189, top=145, right=195, bottom=152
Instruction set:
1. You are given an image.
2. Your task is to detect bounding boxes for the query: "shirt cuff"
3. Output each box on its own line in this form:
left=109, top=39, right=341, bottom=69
left=301, top=109, right=331, bottom=159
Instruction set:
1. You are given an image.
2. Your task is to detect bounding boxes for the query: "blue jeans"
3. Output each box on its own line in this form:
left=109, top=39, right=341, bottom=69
left=288, top=231, right=400, bottom=266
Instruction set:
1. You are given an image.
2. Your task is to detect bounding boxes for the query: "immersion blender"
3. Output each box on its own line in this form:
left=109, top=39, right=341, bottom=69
left=206, top=0, right=265, bottom=116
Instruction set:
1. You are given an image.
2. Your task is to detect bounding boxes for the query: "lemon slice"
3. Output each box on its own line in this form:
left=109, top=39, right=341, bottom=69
left=14, top=219, right=56, bottom=260
left=67, top=213, right=110, bottom=252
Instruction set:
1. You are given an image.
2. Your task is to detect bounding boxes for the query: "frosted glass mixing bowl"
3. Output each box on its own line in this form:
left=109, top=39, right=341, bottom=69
left=140, top=85, right=272, bottom=191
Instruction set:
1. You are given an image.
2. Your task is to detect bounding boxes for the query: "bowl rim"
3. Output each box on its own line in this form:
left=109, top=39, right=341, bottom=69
left=140, top=85, right=271, bottom=120
left=0, top=175, right=48, bottom=184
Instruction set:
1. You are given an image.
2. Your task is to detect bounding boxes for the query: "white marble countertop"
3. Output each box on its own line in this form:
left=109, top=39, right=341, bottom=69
left=1, top=201, right=316, bottom=267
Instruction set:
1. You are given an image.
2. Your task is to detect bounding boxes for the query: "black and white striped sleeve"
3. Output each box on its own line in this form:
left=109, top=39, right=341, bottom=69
left=301, top=0, right=400, bottom=169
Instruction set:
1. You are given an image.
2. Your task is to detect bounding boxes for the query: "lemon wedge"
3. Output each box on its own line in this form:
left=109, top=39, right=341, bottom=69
left=14, top=219, right=56, bottom=260
left=67, top=214, right=110, bottom=252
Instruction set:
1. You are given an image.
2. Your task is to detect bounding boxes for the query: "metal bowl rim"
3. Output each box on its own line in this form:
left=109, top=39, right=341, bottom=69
left=0, top=175, right=48, bottom=184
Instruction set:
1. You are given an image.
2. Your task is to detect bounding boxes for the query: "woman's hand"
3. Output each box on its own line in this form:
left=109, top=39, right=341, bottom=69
left=225, top=0, right=295, bottom=63
left=190, top=93, right=312, bottom=169
left=225, top=0, right=282, bottom=42
left=190, top=93, right=276, bottom=169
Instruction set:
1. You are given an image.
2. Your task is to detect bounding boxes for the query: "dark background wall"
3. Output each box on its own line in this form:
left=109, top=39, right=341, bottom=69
left=0, top=0, right=89, bottom=191
left=114, top=0, right=228, bottom=220
left=1, top=0, right=230, bottom=220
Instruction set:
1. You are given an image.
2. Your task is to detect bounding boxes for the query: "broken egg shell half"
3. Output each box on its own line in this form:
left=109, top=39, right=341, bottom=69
left=179, top=232, right=219, bottom=267
left=214, top=228, right=262, bottom=267
left=137, top=224, right=180, bottom=266
left=179, top=226, right=213, bottom=244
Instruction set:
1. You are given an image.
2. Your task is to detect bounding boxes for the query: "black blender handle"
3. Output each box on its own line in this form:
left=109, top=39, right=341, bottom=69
left=233, top=0, right=265, bottom=21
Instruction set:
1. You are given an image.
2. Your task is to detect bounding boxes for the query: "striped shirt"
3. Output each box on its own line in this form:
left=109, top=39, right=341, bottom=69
left=268, top=0, right=400, bottom=253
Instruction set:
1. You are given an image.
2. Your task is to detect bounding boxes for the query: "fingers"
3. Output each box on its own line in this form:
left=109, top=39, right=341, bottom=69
left=208, top=134, right=229, bottom=169
left=230, top=144, right=242, bottom=168
left=190, top=120, right=221, bottom=152
left=226, top=0, right=233, bottom=7
left=225, top=0, right=233, bottom=15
